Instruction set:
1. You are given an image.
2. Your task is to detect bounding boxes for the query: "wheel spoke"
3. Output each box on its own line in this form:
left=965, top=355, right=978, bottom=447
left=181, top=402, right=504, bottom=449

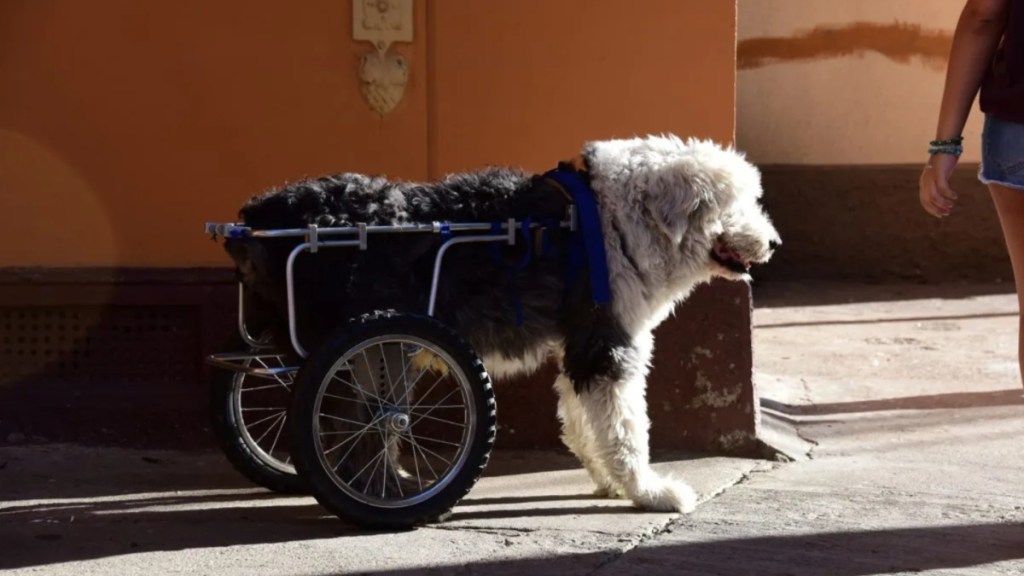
left=408, top=410, right=466, bottom=429
left=408, top=440, right=454, bottom=469
left=360, top=349, right=389, bottom=414
left=391, top=469, right=405, bottom=498
left=406, top=433, right=439, bottom=482
left=409, top=436, right=424, bottom=492
left=409, top=434, right=462, bottom=448
left=406, top=370, right=447, bottom=416
left=349, top=448, right=386, bottom=486
left=323, top=418, right=378, bottom=457
left=409, top=387, right=463, bottom=428
left=379, top=342, right=397, bottom=406
left=319, top=412, right=375, bottom=427
left=331, top=373, right=386, bottom=405
left=253, top=412, right=285, bottom=445
left=323, top=391, right=375, bottom=408
left=320, top=429, right=369, bottom=436
left=380, top=435, right=391, bottom=499
left=396, top=344, right=414, bottom=408
left=245, top=409, right=288, bottom=430
left=241, top=383, right=289, bottom=393
left=266, top=410, right=287, bottom=458
left=253, top=357, right=293, bottom=391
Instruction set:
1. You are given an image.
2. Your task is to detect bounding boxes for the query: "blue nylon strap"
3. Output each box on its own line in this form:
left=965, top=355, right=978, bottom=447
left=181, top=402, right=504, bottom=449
left=543, top=168, right=612, bottom=305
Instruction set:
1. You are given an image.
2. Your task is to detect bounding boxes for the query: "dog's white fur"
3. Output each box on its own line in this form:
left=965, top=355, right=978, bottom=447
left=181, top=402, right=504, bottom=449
left=510, top=135, right=776, bottom=512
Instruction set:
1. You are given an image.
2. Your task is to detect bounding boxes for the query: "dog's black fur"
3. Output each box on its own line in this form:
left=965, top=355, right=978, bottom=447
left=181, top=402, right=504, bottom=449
left=227, top=166, right=629, bottom=391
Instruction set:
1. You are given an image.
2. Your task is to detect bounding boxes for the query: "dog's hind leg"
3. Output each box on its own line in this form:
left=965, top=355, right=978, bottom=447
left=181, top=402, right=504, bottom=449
left=576, top=332, right=698, bottom=513
left=553, top=373, right=623, bottom=498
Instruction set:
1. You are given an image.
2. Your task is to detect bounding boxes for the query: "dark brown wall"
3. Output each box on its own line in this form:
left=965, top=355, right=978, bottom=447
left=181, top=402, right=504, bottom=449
left=0, top=272, right=759, bottom=455
left=756, top=164, right=1013, bottom=284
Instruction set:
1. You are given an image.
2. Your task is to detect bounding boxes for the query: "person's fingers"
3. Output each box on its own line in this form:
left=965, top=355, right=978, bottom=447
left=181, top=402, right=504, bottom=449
left=919, top=169, right=952, bottom=217
left=930, top=185, right=954, bottom=211
left=921, top=191, right=948, bottom=217
left=934, top=177, right=959, bottom=202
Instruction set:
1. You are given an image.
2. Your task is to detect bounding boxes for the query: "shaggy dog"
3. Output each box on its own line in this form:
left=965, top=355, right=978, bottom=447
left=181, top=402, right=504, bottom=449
left=225, top=134, right=779, bottom=512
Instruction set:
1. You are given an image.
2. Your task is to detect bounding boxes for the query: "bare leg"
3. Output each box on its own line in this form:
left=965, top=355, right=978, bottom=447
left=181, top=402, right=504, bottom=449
left=989, top=183, right=1024, bottom=388
left=553, top=374, right=622, bottom=498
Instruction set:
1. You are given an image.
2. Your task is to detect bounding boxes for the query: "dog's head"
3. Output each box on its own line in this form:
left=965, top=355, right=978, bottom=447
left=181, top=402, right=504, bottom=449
left=585, top=134, right=779, bottom=285
left=697, top=144, right=780, bottom=281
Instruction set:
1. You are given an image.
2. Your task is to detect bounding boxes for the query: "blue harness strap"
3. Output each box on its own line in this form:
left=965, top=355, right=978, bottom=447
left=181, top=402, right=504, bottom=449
left=543, top=168, right=612, bottom=306
left=486, top=167, right=611, bottom=326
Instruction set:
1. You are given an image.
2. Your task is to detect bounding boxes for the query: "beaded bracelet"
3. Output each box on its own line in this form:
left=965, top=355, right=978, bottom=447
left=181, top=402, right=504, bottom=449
left=928, top=144, right=963, bottom=156
left=930, top=136, right=964, bottom=147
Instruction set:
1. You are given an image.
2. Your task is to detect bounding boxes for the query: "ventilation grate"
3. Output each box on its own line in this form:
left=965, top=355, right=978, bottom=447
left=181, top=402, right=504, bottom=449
left=0, top=306, right=199, bottom=385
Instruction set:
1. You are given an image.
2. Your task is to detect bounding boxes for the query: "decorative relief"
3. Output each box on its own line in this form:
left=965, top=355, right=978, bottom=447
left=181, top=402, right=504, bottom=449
left=359, top=50, right=408, bottom=115
left=353, top=0, right=413, bottom=114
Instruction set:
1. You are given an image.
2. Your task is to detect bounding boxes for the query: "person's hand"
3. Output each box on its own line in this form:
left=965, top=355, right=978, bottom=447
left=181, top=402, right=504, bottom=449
left=919, top=153, right=959, bottom=218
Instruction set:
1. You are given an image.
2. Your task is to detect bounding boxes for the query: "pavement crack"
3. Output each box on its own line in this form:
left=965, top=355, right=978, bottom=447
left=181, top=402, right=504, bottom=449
left=799, top=377, right=813, bottom=405
left=795, top=378, right=822, bottom=459
left=430, top=524, right=537, bottom=538
left=699, top=461, right=772, bottom=504
left=586, top=515, right=677, bottom=575
left=796, top=427, right=820, bottom=459
left=587, top=463, right=774, bottom=575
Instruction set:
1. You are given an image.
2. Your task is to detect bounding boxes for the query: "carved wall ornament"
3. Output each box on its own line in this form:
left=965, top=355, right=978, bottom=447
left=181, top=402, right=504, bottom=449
left=352, top=0, right=413, bottom=115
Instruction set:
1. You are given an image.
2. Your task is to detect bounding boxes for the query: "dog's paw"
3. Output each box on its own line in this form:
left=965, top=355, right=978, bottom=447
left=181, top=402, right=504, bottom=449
left=630, top=477, right=698, bottom=513
left=592, top=484, right=626, bottom=499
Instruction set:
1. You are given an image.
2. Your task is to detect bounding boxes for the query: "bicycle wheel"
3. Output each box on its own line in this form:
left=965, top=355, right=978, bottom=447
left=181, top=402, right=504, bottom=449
left=290, top=311, right=496, bottom=528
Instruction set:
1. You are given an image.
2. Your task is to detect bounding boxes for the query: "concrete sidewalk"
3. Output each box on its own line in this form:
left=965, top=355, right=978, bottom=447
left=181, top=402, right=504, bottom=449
left=2, top=283, right=1024, bottom=575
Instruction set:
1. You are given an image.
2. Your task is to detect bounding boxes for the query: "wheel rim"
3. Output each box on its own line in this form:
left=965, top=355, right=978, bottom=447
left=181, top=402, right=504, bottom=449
left=311, top=335, right=476, bottom=509
left=233, top=352, right=297, bottom=475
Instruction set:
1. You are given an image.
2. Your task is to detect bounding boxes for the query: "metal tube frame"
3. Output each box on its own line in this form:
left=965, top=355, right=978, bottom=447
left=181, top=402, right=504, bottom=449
left=237, top=287, right=271, bottom=349
left=210, top=211, right=575, bottom=363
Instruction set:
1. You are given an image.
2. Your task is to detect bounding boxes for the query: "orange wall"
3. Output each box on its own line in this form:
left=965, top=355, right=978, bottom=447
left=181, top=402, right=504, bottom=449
left=429, top=0, right=737, bottom=174
left=0, top=0, right=736, bottom=267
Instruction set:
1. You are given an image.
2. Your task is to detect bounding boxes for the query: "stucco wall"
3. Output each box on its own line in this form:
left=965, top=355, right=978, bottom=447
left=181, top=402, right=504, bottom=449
left=737, top=1, right=1011, bottom=284
left=0, top=2, right=764, bottom=454
left=737, top=0, right=981, bottom=165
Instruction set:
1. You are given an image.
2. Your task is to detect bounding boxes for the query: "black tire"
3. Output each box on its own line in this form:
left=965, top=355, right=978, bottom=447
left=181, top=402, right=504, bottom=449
left=210, top=335, right=306, bottom=494
left=290, top=311, right=496, bottom=529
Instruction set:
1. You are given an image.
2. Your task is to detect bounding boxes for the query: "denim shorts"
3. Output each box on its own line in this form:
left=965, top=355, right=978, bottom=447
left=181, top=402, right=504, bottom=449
left=979, top=114, right=1024, bottom=190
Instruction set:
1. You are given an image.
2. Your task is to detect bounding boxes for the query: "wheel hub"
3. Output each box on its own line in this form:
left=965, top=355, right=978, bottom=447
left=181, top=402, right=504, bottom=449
left=387, top=411, right=410, bottom=433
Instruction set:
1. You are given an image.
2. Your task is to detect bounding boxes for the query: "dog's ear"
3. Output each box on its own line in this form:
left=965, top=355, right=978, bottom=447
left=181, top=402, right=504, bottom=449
left=223, top=238, right=269, bottom=283
left=648, top=171, right=702, bottom=245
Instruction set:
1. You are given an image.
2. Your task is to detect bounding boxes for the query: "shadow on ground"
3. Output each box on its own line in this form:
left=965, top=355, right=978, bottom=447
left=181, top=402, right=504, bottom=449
left=0, top=447, right=636, bottom=570
left=752, top=280, right=1015, bottom=309
left=355, top=522, right=1024, bottom=575
left=762, top=388, right=1024, bottom=416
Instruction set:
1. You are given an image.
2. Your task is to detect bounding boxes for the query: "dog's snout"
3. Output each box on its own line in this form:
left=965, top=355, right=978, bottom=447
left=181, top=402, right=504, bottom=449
left=769, top=239, right=781, bottom=251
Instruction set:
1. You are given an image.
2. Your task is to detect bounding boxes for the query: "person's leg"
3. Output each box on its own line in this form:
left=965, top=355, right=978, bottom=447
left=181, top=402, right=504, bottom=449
left=989, top=183, right=1024, bottom=387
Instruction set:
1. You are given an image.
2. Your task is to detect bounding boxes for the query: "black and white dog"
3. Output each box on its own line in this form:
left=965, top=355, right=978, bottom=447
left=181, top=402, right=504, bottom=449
left=226, top=134, right=779, bottom=512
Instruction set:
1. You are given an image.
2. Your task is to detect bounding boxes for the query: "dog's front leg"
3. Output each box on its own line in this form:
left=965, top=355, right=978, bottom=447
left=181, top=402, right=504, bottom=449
left=553, top=374, right=623, bottom=498
left=576, top=334, right=697, bottom=513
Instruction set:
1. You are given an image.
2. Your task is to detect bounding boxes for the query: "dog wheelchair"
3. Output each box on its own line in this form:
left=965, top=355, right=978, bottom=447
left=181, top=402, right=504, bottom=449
left=204, top=213, right=575, bottom=529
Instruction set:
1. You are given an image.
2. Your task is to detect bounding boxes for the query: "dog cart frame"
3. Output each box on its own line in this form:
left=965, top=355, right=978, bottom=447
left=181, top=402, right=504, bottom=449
left=204, top=212, right=574, bottom=528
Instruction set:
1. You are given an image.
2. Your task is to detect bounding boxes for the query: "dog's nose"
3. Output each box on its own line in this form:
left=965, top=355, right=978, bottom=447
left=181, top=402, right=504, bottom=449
left=769, top=239, right=781, bottom=251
